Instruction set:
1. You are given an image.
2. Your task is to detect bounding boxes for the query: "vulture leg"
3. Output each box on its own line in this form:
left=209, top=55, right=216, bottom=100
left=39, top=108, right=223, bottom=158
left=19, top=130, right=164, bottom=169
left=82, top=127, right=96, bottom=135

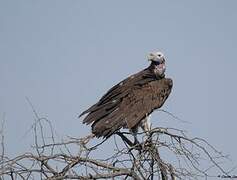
left=116, top=131, right=142, bottom=151
left=131, top=130, right=140, bottom=145
left=140, top=115, right=151, bottom=135
left=130, top=127, right=142, bottom=150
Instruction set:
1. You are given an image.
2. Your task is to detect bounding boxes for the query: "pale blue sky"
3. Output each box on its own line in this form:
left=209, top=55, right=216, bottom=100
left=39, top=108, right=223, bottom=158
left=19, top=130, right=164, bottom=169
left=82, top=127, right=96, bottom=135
left=1, top=0, right=237, bottom=175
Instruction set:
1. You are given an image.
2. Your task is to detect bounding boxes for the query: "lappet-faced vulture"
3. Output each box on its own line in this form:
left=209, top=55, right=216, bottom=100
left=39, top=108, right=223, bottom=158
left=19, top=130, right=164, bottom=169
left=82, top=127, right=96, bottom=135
left=79, top=51, right=173, bottom=142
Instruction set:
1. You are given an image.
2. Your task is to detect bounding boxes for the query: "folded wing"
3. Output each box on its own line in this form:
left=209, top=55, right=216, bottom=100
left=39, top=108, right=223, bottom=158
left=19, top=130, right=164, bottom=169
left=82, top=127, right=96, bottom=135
left=79, top=68, right=172, bottom=138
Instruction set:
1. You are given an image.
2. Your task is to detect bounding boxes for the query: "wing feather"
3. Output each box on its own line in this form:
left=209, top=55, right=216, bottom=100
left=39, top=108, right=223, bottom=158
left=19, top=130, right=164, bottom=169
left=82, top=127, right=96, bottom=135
left=79, top=67, right=172, bottom=138
left=83, top=100, right=120, bottom=124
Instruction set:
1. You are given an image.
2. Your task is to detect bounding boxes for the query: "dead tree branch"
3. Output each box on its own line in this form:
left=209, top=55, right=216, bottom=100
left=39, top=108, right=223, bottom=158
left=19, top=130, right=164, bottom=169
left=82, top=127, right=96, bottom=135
left=0, top=107, right=235, bottom=179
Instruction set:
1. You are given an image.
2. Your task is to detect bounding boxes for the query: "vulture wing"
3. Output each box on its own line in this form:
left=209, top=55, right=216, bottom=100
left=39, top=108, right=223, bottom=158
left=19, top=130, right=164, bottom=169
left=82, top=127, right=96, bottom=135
left=79, top=68, right=172, bottom=138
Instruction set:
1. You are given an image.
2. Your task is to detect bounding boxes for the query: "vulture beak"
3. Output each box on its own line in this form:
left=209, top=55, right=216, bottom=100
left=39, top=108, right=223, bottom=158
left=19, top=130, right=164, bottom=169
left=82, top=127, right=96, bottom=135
left=163, top=57, right=166, bottom=63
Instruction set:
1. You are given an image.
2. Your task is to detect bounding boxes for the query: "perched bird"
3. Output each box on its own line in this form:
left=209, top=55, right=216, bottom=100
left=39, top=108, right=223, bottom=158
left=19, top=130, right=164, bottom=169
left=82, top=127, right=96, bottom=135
left=79, top=51, right=173, bottom=143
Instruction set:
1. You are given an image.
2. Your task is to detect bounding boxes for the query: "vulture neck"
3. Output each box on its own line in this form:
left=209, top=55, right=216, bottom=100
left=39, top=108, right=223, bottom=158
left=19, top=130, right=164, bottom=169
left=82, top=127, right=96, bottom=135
left=148, top=63, right=165, bottom=79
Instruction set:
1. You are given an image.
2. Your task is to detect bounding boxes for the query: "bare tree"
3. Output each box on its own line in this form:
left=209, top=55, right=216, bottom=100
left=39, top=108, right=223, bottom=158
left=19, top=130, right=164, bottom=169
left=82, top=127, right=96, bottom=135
left=0, top=106, right=236, bottom=179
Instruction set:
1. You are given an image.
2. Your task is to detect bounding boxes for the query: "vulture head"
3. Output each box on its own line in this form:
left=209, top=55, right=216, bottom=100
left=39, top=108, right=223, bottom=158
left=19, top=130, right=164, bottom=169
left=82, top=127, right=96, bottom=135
left=148, top=51, right=166, bottom=77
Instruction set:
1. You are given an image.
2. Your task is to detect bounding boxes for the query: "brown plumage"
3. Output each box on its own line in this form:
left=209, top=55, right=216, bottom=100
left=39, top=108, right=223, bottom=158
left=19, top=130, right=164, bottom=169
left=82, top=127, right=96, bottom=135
left=79, top=51, right=173, bottom=139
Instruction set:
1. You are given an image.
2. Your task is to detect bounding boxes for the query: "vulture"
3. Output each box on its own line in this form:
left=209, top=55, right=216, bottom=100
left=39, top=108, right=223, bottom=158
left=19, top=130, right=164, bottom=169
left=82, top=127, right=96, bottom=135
left=79, top=51, right=173, bottom=142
